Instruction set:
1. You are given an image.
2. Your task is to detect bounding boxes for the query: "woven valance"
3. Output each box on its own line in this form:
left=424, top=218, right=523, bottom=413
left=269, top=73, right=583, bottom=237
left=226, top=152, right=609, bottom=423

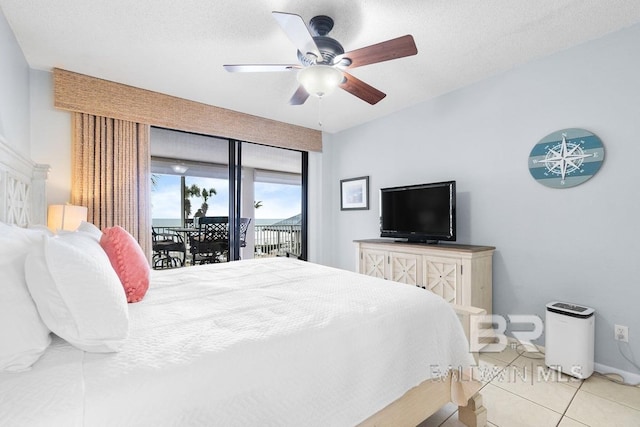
left=54, top=68, right=322, bottom=152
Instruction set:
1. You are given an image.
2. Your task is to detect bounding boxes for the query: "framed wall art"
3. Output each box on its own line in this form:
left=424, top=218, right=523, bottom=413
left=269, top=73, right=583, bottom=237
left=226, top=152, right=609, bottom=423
left=340, top=176, right=369, bottom=211
left=528, top=128, right=605, bottom=188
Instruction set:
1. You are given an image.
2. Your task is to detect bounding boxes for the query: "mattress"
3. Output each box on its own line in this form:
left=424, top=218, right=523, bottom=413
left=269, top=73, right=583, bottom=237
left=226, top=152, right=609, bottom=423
left=0, top=257, right=475, bottom=426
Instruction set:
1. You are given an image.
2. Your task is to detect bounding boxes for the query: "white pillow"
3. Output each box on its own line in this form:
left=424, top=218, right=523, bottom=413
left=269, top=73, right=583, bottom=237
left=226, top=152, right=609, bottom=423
left=57, top=221, right=102, bottom=240
left=25, top=231, right=129, bottom=352
left=0, top=223, right=52, bottom=372
left=77, top=220, right=103, bottom=241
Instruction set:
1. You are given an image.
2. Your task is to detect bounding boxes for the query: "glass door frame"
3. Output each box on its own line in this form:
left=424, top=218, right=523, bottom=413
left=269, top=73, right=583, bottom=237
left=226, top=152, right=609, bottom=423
left=227, top=140, right=308, bottom=261
left=228, top=140, right=240, bottom=261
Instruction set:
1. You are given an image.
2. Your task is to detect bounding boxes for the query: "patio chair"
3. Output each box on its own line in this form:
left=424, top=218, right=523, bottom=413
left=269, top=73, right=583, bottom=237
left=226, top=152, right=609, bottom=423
left=189, top=216, right=229, bottom=264
left=152, top=227, right=186, bottom=269
left=188, top=217, right=252, bottom=264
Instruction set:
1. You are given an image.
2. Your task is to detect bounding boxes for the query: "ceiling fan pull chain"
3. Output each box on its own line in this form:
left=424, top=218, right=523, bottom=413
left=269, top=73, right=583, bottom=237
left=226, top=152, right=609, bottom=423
left=318, top=97, right=323, bottom=128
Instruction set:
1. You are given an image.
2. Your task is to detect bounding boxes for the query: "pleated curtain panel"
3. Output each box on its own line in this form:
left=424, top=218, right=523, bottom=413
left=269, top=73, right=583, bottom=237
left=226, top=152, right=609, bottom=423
left=71, top=113, right=152, bottom=260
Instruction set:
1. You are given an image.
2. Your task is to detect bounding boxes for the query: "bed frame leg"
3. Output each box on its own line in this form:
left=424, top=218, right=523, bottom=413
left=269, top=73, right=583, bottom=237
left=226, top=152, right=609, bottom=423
left=458, top=392, right=487, bottom=427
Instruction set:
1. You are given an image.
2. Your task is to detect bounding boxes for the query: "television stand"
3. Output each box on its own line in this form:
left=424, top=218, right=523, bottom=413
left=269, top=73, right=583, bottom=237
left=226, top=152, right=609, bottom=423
left=354, top=239, right=495, bottom=314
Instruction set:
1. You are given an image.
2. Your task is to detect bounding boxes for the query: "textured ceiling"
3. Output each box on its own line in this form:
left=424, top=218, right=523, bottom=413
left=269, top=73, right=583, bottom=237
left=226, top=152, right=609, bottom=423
left=2, top=0, right=640, bottom=133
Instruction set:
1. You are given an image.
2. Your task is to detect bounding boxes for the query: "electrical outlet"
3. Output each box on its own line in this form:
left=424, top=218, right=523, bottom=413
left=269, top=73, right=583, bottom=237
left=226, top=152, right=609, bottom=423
left=615, top=324, right=629, bottom=343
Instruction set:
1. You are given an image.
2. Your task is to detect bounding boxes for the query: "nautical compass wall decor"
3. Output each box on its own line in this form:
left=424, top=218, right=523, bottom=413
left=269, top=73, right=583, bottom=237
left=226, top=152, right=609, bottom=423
left=528, top=128, right=605, bottom=188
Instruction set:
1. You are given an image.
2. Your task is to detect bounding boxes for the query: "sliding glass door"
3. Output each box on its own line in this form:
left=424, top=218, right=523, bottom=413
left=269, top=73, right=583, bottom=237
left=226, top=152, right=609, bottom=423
left=150, top=128, right=307, bottom=265
left=236, top=141, right=304, bottom=260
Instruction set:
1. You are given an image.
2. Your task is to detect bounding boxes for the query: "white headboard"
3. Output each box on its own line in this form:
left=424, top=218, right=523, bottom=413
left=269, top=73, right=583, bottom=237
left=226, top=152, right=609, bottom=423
left=0, top=137, right=49, bottom=226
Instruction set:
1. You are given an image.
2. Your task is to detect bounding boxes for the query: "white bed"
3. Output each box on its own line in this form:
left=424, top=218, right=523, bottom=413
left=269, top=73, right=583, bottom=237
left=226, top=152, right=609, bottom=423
left=1, top=257, right=480, bottom=426
left=0, top=138, right=485, bottom=426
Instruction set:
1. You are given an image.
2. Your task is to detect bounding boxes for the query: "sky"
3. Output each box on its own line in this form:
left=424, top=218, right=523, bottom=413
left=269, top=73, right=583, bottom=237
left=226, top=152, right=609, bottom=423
left=151, top=174, right=301, bottom=220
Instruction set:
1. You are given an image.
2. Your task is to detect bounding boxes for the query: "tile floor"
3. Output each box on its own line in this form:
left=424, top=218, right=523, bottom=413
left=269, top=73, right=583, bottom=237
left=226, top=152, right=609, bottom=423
left=420, top=344, right=640, bottom=427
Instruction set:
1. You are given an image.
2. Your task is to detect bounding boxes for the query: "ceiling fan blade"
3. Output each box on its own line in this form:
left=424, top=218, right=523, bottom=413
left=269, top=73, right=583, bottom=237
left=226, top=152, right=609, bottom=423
left=289, top=85, right=310, bottom=105
left=337, top=35, right=417, bottom=69
left=340, top=72, right=386, bottom=105
left=223, top=64, right=301, bottom=73
left=272, top=11, right=321, bottom=60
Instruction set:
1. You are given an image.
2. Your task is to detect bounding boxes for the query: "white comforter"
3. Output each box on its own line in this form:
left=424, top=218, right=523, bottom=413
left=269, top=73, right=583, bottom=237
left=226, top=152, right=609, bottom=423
left=1, top=258, right=474, bottom=426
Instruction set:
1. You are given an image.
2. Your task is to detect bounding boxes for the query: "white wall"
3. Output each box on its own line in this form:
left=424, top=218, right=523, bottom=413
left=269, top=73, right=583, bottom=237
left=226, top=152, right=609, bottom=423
left=0, top=8, right=30, bottom=156
left=307, top=151, right=324, bottom=264
left=30, top=69, right=72, bottom=204
left=322, top=24, right=640, bottom=376
left=1, top=9, right=70, bottom=205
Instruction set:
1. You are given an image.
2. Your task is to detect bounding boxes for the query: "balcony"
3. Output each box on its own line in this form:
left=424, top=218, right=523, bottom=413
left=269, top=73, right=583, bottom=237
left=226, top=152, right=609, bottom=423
left=254, top=218, right=302, bottom=258
left=152, top=214, right=301, bottom=264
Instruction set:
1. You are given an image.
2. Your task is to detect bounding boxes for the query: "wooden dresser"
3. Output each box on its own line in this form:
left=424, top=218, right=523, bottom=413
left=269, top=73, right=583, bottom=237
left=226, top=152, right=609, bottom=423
left=355, top=239, right=495, bottom=314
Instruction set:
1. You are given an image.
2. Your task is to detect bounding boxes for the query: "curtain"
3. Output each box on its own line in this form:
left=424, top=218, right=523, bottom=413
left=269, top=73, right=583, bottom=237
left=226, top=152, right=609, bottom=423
left=71, top=113, right=152, bottom=260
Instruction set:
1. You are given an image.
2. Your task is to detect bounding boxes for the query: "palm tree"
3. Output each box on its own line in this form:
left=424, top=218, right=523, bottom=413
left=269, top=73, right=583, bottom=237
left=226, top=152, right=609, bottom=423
left=200, top=187, right=217, bottom=215
left=184, top=184, right=201, bottom=219
left=254, top=200, right=263, bottom=209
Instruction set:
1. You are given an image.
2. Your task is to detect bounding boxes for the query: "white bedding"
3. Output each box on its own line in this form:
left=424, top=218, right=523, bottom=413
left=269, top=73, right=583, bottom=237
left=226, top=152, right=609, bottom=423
left=1, top=257, right=474, bottom=426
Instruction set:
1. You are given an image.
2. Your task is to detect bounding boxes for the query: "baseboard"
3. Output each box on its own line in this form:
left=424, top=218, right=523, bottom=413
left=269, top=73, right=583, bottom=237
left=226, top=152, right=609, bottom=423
left=505, top=338, right=640, bottom=384
left=594, top=363, right=640, bottom=385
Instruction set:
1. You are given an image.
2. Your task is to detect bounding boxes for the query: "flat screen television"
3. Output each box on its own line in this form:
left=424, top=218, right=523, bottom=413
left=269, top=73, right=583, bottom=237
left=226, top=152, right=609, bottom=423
left=380, top=181, right=456, bottom=243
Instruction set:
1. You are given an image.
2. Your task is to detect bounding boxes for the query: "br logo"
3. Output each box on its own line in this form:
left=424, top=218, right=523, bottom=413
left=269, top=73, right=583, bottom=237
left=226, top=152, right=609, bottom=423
left=469, top=314, right=544, bottom=352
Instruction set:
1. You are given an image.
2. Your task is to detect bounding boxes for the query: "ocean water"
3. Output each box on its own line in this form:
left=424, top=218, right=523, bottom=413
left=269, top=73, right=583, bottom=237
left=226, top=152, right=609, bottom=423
left=152, top=218, right=181, bottom=227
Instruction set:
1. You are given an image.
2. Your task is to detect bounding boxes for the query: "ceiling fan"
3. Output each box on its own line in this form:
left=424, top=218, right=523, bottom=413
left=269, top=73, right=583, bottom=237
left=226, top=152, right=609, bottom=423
left=223, top=12, right=418, bottom=105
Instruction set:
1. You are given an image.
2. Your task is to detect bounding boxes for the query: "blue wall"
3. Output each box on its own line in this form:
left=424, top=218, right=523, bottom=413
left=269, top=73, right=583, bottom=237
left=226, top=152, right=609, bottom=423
left=322, top=23, right=640, bottom=377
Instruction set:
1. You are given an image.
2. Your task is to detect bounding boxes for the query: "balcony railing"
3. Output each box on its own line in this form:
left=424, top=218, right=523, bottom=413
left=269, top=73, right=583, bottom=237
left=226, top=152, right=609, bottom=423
left=254, top=224, right=302, bottom=258
left=152, top=223, right=301, bottom=259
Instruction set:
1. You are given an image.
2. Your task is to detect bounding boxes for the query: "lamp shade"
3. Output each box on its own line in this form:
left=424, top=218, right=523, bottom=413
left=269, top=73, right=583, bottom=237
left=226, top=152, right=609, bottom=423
left=297, top=65, right=343, bottom=98
left=47, top=204, right=88, bottom=232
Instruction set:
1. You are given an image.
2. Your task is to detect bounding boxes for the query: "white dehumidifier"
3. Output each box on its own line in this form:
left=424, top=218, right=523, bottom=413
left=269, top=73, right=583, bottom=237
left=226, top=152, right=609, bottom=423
left=545, top=301, right=595, bottom=379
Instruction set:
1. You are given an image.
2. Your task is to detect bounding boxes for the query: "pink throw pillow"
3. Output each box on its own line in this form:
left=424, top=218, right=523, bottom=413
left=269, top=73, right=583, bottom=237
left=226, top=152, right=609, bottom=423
left=100, top=226, right=150, bottom=303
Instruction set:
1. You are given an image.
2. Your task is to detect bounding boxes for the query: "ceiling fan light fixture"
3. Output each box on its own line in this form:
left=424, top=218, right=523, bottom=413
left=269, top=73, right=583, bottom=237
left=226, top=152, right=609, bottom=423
left=297, top=65, right=343, bottom=98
